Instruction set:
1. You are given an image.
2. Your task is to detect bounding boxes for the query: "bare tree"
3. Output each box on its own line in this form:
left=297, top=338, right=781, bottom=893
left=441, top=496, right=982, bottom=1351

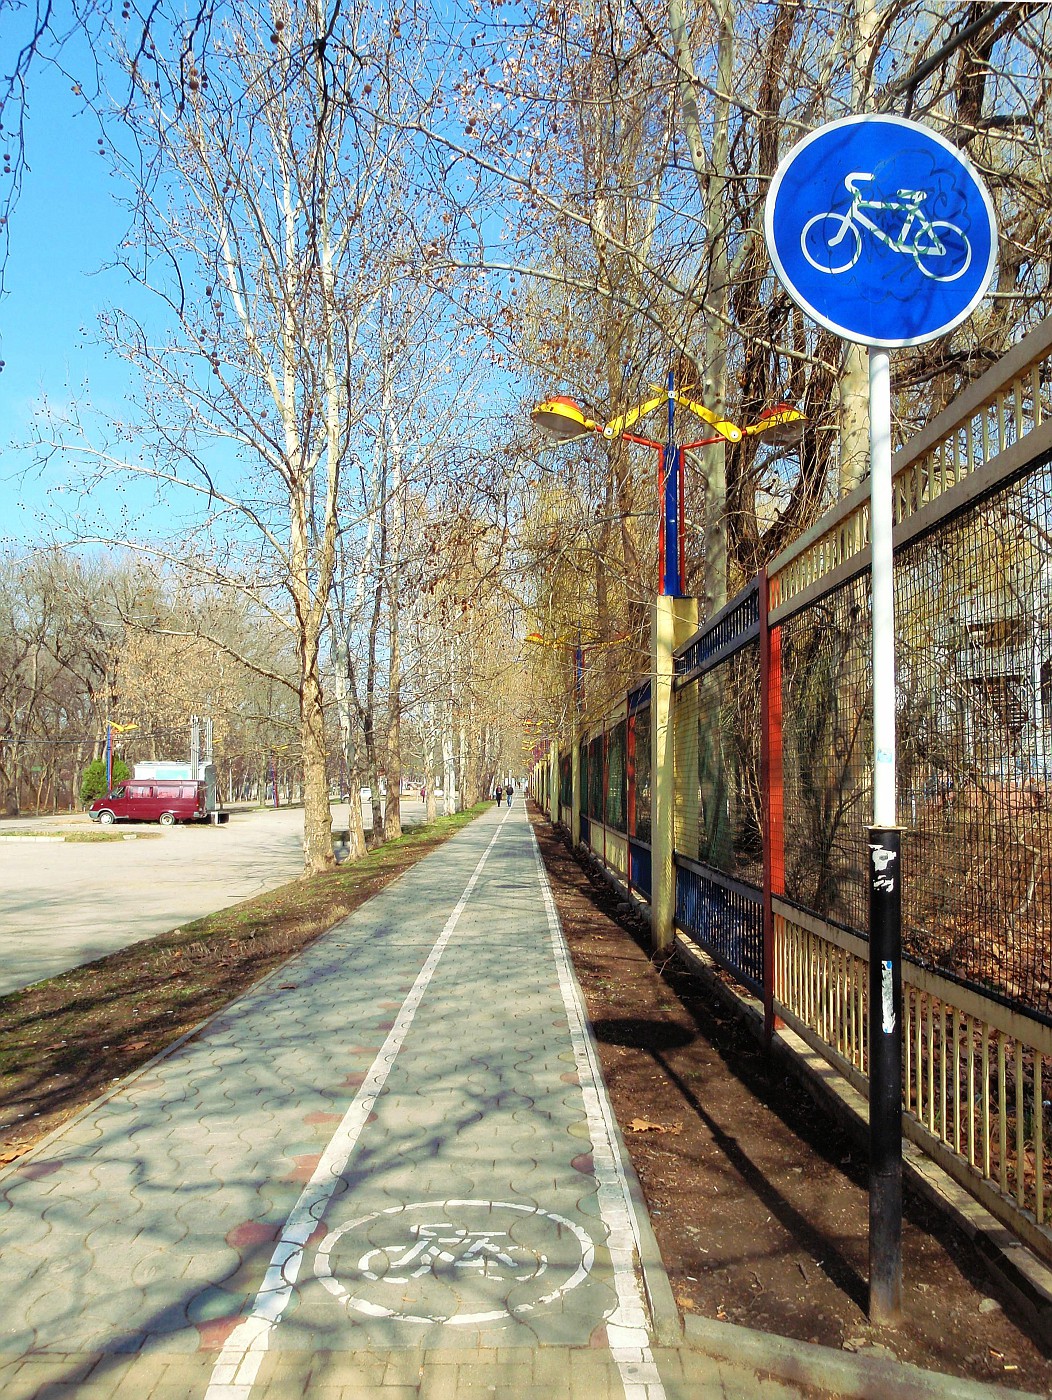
left=32, top=0, right=444, bottom=872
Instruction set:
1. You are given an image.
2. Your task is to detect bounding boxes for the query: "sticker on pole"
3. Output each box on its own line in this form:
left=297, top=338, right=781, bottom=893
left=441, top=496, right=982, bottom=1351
left=764, top=115, right=997, bottom=347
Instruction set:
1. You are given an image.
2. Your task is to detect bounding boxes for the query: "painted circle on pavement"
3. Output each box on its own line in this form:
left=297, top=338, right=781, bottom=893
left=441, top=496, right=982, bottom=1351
left=314, top=1198, right=596, bottom=1325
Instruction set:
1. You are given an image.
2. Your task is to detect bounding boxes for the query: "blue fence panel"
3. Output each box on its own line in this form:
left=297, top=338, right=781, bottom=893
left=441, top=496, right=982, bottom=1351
left=629, top=839, right=652, bottom=901
left=579, top=815, right=590, bottom=848
left=675, top=857, right=763, bottom=994
left=676, top=580, right=759, bottom=682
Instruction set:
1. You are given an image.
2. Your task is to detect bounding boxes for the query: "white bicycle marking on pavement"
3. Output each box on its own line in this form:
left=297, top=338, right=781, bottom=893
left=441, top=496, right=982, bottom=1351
left=203, top=807, right=514, bottom=1400
left=315, top=1198, right=593, bottom=1325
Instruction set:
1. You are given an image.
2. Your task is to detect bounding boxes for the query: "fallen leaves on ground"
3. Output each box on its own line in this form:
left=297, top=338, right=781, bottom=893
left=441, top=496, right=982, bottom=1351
left=627, top=1117, right=682, bottom=1135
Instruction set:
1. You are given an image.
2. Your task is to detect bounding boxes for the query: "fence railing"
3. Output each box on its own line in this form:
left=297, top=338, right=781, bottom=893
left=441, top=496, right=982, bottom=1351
left=533, top=315, right=1052, bottom=1265
left=775, top=897, right=1052, bottom=1256
left=769, top=316, right=1052, bottom=623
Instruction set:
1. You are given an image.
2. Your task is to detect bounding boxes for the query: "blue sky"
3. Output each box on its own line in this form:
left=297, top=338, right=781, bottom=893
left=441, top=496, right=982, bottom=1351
left=0, top=38, right=151, bottom=538
left=0, top=9, right=535, bottom=548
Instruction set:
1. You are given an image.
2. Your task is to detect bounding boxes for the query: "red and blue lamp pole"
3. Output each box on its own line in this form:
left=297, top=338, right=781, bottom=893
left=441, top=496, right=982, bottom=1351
left=531, top=381, right=801, bottom=597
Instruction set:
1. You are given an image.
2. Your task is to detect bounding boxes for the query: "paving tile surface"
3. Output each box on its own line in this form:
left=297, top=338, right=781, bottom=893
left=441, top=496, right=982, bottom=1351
left=0, top=805, right=996, bottom=1398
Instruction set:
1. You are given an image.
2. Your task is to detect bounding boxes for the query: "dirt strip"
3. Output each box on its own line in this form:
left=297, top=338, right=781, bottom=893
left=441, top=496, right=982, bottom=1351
left=529, top=808, right=1052, bottom=1393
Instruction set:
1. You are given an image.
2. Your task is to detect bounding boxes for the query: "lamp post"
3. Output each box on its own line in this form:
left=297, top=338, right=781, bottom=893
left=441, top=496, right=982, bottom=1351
left=523, top=630, right=626, bottom=712
left=532, top=376, right=803, bottom=950
left=531, top=380, right=803, bottom=596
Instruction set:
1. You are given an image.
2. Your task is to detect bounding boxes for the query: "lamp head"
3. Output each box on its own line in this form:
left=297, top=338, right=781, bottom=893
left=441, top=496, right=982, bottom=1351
left=749, top=403, right=805, bottom=446
left=531, top=396, right=597, bottom=442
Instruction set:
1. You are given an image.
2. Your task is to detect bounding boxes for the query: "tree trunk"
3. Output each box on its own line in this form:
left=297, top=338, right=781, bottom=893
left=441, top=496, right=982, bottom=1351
left=839, top=0, right=876, bottom=496
left=670, top=0, right=734, bottom=613
left=383, top=585, right=402, bottom=841
left=839, top=344, right=870, bottom=492
left=334, top=648, right=367, bottom=861
left=300, top=665, right=334, bottom=874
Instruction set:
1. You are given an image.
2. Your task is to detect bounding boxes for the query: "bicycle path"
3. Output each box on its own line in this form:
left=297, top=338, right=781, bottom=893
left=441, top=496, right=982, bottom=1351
left=0, top=804, right=1033, bottom=1399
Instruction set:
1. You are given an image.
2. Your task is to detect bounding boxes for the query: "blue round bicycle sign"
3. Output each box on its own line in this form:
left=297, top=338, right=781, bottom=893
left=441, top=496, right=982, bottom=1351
left=764, top=114, right=997, bottom=347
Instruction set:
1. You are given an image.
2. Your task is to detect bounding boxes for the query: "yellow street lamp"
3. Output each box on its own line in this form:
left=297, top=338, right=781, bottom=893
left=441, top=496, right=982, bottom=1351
left=532, top=378, right=803, bottom=595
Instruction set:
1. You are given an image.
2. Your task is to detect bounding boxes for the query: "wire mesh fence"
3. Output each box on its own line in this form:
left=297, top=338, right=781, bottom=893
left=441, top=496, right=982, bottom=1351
left=631, top=705, right=652, bottom=845
left=896, top=463, right=1052, bottom=1017
left=780, top=460, right=1052, bottom=1018
left=781, top=576, right=872, bottom=931
left=536, top=322, right=1052, bottom=1255
left=674, top=643, right=763, bottom=890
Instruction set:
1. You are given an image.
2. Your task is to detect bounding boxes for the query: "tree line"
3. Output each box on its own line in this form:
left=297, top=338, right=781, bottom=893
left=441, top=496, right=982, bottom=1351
left=3, top=0, right=1048, bottom=865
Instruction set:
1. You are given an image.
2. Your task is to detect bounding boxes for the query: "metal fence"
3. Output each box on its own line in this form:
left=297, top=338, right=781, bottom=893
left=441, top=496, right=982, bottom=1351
left=535, top=315, right=1052, bottom=1264
left=672, top=587, right=765, bottom=992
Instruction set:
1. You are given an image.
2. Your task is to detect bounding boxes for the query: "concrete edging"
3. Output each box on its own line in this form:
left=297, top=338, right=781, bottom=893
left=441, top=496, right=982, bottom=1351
left=534, top=821, right=683, bottom=1344
left=681, top=1310, right=1045, bottom=1400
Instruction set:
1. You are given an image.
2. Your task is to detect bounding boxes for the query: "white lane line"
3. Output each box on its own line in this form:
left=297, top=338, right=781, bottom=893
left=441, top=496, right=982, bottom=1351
left=204, top=806, right=512, bottom=1400
left=529, top=825, right=668, bottom=1400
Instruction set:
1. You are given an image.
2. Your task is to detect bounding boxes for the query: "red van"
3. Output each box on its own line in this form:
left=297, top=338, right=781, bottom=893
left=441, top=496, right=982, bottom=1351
left=89, top=779, right=208, bottom=827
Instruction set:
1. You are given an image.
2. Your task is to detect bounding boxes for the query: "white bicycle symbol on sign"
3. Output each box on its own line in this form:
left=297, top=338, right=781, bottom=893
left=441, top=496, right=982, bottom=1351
left=801, top=172, right=972, bottom=282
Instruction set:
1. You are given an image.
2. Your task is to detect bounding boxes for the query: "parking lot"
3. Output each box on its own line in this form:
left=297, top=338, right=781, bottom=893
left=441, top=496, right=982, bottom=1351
left=0, top=799, right=426, bottom=996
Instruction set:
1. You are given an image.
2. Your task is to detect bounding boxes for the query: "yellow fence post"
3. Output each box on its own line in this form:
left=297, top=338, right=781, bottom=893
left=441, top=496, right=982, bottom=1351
left=651, top=593, right=699, bottom=950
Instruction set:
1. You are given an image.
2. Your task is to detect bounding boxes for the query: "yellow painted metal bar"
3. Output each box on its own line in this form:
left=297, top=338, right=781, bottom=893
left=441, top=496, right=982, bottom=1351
left=943, top=1005, right=950, bottom=1147
left=1017, top=1040, right=1025, bottom=1208
left=672, top=392, right=743, bottom=442
left=999, top=1038, right=1008, bottom=1194
left=601, top=390, right=667, bottom=439
left=983, top=1027, right=991, bottom=1179
left=968, top=1016, right=976, bottom=1169
left=1037, top=1058, right=1045, bottom=1224
left=953, top=1009, right=962, bottom=1156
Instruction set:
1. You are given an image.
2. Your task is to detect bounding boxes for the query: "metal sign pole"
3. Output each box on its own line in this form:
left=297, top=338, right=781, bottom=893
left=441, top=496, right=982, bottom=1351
left=765, top=109, right=997, bottom=1337
left=867, top=346, right=902, bottom=1326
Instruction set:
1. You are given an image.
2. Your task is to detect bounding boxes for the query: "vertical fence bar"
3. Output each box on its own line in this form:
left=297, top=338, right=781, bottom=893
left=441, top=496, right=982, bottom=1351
left=999, top=1037, right=1008, bottom=1194
left=946, top=1008, right=952, bottom=1148
left=1037, top=1057, right=1045, bottom=1225
left=983, top=1027, right=992, bottom=1179
left=968, top=1015, right=976, bottom=1168
left=953, top=1010, right=962, bottom=1155
left=759, top=568, right=784, bottom=1047
left=1016, top=1040, right=1025, bottom=1208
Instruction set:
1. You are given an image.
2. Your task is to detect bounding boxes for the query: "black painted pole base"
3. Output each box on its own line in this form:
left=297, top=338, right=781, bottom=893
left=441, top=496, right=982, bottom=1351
left=868, top=825, right=903, bottom=1327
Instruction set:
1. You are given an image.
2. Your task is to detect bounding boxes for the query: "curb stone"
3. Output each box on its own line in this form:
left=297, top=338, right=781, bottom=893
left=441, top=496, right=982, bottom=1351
left=682, top=1311, right=1045, bottom=1400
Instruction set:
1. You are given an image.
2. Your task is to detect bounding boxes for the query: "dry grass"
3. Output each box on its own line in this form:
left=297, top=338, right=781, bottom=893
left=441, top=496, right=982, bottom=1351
left=0, top=805, right=485, bottom=1164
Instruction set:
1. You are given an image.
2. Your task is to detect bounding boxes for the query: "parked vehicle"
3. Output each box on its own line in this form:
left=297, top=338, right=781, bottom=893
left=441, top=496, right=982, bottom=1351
left=89, top=779, right=213, bottom=827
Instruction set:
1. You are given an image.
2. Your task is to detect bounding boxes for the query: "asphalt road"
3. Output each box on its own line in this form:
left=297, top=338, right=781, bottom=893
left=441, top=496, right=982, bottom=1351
left=0, top=800, right=428, bottom=997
